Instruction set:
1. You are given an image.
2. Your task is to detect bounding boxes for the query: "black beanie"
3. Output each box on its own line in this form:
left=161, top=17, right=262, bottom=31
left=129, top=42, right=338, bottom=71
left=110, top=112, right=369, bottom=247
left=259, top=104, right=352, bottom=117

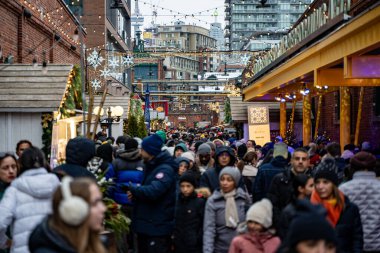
left=179, top=171, right=197, bottom=188
left=314, top=158, right=339, bottom=186
left=96, top=143, right=113, bottom=163
left=124, top=138, right=138, bottom=152
left=286, top=212, right=338, bottom=248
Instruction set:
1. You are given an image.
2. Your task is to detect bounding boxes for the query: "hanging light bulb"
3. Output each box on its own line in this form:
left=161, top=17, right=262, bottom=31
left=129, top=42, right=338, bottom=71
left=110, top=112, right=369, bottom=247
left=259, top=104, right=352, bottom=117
left=41, top=51, right=48, bottom=75
left=73, top=28, right=79, bottom=42
left=32, top=56, right=38, bottom=68
left=300, top=84, right=310, bottom=96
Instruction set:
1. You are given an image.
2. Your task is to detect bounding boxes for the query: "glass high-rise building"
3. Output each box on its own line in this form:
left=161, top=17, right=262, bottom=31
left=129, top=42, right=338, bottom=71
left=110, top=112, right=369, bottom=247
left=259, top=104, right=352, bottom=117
left=225, top=0, right=312, bottom=51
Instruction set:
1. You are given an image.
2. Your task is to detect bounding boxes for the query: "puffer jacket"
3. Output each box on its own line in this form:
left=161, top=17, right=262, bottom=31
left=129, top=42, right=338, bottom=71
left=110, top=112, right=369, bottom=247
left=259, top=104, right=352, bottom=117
left=129, top=150, right=178, bottom=236
left=173, top=192, right=206, bottom=253
left=29, top=217, right=76, bottom=253
left=106, top=149, right=145, bottom=205
left=0, top=168, right=60, bottom=253
left=203, top=188, right=248, bottom=253
left=339, top=171, right=380, bottom=251
left=228, top=230, right=280, bottom=253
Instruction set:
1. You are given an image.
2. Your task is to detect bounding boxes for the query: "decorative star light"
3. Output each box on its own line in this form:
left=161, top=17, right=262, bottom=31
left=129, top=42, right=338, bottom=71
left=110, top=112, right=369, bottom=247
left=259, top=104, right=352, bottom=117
left=91, top=79, right=101, bottom=90
left=87, top=49, right=104, bottom=69
left=123, top=54, right=134, bottom=66
left=108, top=58, right=119, bottom=69
left=100, top=67, right=110, bottom=78
left=241, top=54, right=250, bottom=66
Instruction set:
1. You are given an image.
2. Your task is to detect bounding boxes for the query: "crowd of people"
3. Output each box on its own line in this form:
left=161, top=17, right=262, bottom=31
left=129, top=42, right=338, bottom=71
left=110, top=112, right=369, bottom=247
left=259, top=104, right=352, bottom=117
left=0, top=129, right=379, bottom=253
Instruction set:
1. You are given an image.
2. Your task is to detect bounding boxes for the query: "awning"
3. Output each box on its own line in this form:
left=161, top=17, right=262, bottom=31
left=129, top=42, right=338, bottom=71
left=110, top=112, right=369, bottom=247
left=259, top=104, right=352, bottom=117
left=229, top=96, right=303, bottom=122
left=0, top=64, right=73, bottom=112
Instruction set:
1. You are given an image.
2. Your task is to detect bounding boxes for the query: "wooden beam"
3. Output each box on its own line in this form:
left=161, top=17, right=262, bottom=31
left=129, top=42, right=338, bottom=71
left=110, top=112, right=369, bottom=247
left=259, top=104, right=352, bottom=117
left=340, top=87, right=351, bottom=150
left=280, top=102, right=286, bottom=138
left=303, top=94, right=311, bottom=145
left=316, top=69, right=380, bottom=86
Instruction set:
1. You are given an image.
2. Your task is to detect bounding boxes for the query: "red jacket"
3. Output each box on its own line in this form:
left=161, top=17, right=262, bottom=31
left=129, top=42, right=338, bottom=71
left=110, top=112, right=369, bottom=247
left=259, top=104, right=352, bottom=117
left=228, top=232, right=281, bottom=253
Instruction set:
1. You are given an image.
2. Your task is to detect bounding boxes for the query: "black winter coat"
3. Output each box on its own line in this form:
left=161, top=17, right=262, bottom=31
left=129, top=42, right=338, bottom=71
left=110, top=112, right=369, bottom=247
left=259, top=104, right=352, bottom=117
left=130, top=150, right=178, bottom=236
left=29, top=217, right=76, bottom=253
left=336, top=196, right=363, bottom=253
left=173, top=192, right=206, bottom=253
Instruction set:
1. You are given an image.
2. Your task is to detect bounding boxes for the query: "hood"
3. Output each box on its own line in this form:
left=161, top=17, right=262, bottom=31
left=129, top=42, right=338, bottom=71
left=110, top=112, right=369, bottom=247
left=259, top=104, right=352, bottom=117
left=215, top=146, right=236, bottom=170
left=174, top=143, right=188, bottom=152
left=175, top=156, right=190, bottom=166
left=29, top=217, right=76, bottom=253
left=271, top=156, right=289, bottom=168
left=66, top=137, right=95, bottom=166
left=118, top=149, right=141, bottom=161
left=13, top=168, right=60, bottom=198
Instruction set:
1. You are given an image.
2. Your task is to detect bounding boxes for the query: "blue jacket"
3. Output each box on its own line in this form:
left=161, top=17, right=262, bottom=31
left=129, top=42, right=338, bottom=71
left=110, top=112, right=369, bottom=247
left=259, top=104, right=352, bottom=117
left=130, top=150, right=177, bottom=236
left=106, top=149, right=145, bottom=205
left=252, top=156, right=288, bottom=203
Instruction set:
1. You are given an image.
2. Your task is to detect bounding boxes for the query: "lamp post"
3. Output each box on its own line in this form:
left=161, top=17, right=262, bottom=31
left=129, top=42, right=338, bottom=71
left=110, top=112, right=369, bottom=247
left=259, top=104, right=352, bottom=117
left=94, top=106, right=124, bottom=137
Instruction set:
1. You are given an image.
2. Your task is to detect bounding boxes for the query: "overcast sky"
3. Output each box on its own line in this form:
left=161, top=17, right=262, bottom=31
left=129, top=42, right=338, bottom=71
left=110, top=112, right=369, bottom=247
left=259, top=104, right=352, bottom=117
left=137, top=0, right=225, bottom=29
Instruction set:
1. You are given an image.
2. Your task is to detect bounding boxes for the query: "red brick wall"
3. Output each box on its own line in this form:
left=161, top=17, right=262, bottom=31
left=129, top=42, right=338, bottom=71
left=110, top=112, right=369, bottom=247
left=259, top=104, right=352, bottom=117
left=317, top=87, right=380, bottom=149
left=0, top=0, right=80, bottom=65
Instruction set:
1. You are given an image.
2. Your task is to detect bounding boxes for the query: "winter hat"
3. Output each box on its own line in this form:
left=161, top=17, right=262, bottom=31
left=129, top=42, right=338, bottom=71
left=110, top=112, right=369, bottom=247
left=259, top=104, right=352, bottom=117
left=141, top=134, right=163, bottom=156
left=206, top=141, right=216, bottom=152
left=181, top=151, right=195, bottom=162
left=175, top=157, right=190, bottom=166
left=96, top=143, right=113, bottom=163
left=341, top=149, right=354, bottom=160
left=194, top=141, right=204, bottom=153
left=66, top=137, right=95, bottom=167
left=361, top=141, right=372, bottom=151
left=124, top=138, right=139, bottom=152
left=246, top=199, right=273, bottom=228
left=219, top=166, right=241, bottom=186
left=156, top=130, right=166, bottom=143
left=273, top=142, right=288, bottom=159
left=197, top=143, right=211, bottom=155
left=286, top=212, right=337, bottom=248
left=350, top=151, right=376, bottom=171
left=179, top=171, right=197, bottom=188
left=314, top=158, right=339, bottom=186
left=175, top=143, right=188, bottom=152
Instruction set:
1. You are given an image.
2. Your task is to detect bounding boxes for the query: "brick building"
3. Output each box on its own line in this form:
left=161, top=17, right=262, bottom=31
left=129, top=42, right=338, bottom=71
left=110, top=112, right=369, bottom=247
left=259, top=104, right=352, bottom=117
left=0, top=0, right=80, bottom=65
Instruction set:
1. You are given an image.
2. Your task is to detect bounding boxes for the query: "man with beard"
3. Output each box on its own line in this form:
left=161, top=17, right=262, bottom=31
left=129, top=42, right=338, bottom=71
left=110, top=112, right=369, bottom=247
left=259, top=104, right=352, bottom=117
left=196, top=143, right=215, bottom=174
left=127, top=134, right=177, bottom=253
left=267, top=148, right=311, bottom=230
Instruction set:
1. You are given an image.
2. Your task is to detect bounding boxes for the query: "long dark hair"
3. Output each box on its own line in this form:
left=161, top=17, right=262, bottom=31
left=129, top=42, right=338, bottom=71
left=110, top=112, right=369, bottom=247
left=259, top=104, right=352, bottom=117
left=292, top=174, right=312, bottom=199
left=19, top=146, right=47, bottom=174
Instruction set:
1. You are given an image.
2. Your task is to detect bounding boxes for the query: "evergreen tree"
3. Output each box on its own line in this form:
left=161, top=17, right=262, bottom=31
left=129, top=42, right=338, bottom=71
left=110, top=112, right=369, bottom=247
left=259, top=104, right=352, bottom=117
left=127, top=114, right=138, bottom=137
left=137, top=114, right=148, bottom=138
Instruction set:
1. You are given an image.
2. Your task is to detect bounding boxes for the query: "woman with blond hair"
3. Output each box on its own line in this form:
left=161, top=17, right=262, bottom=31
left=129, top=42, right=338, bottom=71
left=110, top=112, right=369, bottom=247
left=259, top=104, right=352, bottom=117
left=29, top=177, right=107, bottom=253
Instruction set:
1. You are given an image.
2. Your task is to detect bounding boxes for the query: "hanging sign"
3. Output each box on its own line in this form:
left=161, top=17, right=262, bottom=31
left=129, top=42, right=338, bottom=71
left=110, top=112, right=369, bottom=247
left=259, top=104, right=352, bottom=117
left=248, top=106, right=271, bottom=146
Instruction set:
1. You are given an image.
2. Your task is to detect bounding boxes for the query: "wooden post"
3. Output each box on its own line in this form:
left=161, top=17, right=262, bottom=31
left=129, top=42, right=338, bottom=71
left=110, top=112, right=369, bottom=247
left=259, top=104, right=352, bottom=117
left=91, top=87, right=108, bottom=140
left=280, top=102, right=287, bottom=138
left=303, top=94, right=311, bottom=145
left=314, top=94, right=323, bottom=140
left=340, top=87, right=351, bottom=149
left=354, top=87, right=364, bottom=146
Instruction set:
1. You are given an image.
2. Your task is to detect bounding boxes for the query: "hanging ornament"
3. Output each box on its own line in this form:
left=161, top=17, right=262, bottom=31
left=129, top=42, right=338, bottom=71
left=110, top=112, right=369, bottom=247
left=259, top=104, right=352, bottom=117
left=91, top=79, right=101, bottom=90
left=100, top=67, right=111, bottom=78
left=108, top=58, right=119, bottom=69
left=87, top=49, right=104, bottom=69
left=123, top=54, right=134, bottom=66
left=241, top=54, right=250, bottom=66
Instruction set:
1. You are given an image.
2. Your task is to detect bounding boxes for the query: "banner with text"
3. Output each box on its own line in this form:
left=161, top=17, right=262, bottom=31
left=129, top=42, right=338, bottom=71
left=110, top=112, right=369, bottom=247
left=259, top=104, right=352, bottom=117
left=248, top=105, right=271, bottom=146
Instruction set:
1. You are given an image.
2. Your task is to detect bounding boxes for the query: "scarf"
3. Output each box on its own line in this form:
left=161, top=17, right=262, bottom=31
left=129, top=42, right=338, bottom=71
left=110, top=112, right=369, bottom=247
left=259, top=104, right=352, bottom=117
left=310, top=189, right=345, bottom=227
left=220, top=189, right=239, bottom=228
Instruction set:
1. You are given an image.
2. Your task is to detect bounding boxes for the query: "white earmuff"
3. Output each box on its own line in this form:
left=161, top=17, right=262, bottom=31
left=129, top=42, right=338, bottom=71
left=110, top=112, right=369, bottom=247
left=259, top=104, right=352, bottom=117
left=58, top=176, right=90, bottom=226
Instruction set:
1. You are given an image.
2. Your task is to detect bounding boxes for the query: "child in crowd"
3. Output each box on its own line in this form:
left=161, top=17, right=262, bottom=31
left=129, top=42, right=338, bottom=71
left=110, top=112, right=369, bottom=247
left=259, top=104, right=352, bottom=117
left=229, top=199, right=281, bottom=253
left=173, top=171, right=206, bottom=253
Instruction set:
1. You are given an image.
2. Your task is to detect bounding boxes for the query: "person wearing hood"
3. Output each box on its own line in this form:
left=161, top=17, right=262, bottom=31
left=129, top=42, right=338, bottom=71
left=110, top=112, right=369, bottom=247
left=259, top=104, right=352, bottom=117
left=196, top=143, right=215, bottom=174
left=29, top=177, right=107, bottom=253
left=203, top=167, right=248, bottom=253
left=127, top=134, right=177, bottom=253
left=199, top=146, right=237, bottom=193
left=174, top=143, right=188, bottom=158
left=253, top=143, right=289, bottom=203
left=106, top=137, right=144, bottom=206
left=0, top=147, right=60, bottom=253
left=53, top=137, right=96, bottom=180
left=229, top=199, right=281, bottom=253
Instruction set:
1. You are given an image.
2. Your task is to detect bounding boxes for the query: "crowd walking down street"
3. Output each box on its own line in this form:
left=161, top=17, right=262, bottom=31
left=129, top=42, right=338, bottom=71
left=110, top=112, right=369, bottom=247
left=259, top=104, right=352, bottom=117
left=0, top=129, right=380, bottom=253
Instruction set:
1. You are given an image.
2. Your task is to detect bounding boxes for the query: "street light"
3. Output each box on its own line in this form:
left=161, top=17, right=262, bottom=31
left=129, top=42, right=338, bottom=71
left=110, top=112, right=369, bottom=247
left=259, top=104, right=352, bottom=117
left=94, top=106, right=124, bottom=137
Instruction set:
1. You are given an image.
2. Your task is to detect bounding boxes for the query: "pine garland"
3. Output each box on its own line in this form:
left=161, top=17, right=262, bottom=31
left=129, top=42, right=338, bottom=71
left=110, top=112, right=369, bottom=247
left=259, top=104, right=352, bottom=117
left=41, top=113, right=53, bottom=159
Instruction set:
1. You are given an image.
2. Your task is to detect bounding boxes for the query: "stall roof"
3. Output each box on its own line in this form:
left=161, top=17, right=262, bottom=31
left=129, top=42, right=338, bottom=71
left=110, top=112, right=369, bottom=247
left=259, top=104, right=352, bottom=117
left=229, top=96, right=303, bottom=122
left=0, top=64, right=73, bottom=112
